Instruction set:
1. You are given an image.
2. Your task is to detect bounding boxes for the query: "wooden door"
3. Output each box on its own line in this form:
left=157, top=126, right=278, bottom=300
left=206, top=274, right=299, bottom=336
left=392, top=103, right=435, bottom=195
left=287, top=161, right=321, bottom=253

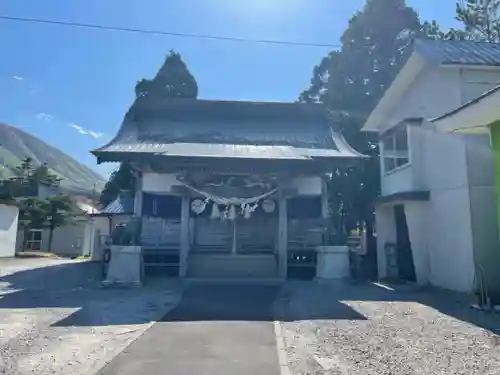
left=193, top=218, right=233, bottom=253
left=236, top=217, right=277, bottom=254
left=394, top=204, right=416, bottom=282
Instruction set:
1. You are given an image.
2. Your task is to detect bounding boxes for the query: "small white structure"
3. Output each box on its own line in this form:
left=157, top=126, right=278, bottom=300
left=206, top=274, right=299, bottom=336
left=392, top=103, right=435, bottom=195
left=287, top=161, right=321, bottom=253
left=362, top=40, right=500, bottom=294
left=103, top=245, right=143, bottom=287
left=316, top=246, right=350, bottom=280
left=0, top=203, right=19, bottom=258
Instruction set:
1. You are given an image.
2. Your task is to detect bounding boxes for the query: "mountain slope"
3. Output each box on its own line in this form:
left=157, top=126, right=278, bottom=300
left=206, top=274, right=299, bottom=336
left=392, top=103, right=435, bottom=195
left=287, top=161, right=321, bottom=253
left=0, top=123, right=106, bottom=195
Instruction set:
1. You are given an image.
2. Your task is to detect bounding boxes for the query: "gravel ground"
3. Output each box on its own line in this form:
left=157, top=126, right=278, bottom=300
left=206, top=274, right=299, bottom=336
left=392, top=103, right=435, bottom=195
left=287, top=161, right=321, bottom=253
left=0, top=258, right=181, bottom=375
left=277, top=281, right=500, bottom=375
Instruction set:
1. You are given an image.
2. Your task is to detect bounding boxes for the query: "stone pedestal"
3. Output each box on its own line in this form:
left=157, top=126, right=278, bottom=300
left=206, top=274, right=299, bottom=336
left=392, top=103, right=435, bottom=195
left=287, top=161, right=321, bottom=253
left=316, top=246, right=350, bottom=280
left=102, top=246, right=143, bottom=287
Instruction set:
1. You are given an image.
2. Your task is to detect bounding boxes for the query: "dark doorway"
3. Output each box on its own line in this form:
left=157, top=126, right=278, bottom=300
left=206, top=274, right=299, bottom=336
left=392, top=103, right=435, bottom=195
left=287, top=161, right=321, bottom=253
left=394, top=204, right=416, bottom=282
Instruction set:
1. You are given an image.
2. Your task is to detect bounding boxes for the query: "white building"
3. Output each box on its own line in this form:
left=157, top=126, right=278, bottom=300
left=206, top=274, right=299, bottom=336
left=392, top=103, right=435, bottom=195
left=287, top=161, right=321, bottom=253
left=0, top=203, right=19, bottom=258
left=362, top=39, right=500, bottom=296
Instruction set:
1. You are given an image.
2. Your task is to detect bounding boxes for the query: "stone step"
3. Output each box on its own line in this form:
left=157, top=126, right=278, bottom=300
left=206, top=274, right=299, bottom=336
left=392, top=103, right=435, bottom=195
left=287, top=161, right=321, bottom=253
left=187, top=254, right=279, bottom=279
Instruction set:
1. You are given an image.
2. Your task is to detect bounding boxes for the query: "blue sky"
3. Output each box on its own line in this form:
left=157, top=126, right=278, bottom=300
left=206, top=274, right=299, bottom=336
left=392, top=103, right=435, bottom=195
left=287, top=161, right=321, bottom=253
left=0, top=0, right=459, bottom=178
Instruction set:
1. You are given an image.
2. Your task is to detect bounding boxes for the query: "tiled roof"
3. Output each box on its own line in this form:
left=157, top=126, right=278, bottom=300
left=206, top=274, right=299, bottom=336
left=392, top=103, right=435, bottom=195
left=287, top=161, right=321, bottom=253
left=415, top=39, right=500, bottom=66
left=92, top=99, right=365, bottom=162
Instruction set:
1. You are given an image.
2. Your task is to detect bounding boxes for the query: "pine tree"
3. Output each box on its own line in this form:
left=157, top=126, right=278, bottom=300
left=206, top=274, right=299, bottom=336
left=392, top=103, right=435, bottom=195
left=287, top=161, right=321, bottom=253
left=455, top=0, right=500, bottom=41
left=99, top=162, right=136, bottom=208
left=100, top=51, right=199, bottom=208
left=300, top=0, right=446, bottom=262
left=135, top=50, right=198, bottom=99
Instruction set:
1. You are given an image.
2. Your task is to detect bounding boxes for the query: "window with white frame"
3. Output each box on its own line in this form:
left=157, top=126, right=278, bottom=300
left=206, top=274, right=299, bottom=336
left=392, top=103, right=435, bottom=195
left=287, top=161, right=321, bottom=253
left=382, top=125, right=409, bottom=173
left=26, top=229, right=42, bottom=251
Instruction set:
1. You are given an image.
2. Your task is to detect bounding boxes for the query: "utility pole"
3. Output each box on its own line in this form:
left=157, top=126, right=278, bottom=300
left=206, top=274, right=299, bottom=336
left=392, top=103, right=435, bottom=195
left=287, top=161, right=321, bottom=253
left=91, top=182, right=96, bottom=214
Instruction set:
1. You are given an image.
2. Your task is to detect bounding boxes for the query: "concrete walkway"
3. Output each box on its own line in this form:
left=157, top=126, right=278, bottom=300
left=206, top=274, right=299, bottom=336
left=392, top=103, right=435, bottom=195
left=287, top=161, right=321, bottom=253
left=99, top=284, right=281, bottom=375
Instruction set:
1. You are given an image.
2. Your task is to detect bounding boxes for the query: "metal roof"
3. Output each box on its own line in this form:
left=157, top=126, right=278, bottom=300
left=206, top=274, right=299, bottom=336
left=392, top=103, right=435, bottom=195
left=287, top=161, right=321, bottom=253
left=99, top=141, right=360, bottom=160
left=136, top=119, right=335, bottom=149
left=414, top=39, right=500, bottom=66
left=92, top=99, right=365, bottom=162
left=98, top=195, right=134, bottom=215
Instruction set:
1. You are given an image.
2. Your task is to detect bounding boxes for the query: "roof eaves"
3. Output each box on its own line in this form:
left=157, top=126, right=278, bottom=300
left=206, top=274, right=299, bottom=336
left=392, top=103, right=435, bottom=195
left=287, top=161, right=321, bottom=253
left=361, top=51, right=429, bottom=133
left=91, top=105, right=137, bottom=156
left=329, top=128, right=369, bottom=159
left=376, top=190, right=430, bottom=205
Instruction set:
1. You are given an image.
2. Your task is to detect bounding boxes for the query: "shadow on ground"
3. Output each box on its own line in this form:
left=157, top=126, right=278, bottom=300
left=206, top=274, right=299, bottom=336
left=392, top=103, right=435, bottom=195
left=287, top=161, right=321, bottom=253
left=0, top=261, right=177, bottom=327
left=412, top=287, right=500, bottom=335
left=273, top=280, right=500, bottom=335
left=1, top=261, right=500, bottom=333
left=162, top=283, right=367, bottom=322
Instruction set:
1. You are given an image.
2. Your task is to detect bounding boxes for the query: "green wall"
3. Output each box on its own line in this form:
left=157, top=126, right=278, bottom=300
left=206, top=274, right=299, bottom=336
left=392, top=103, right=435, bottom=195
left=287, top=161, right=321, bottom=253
left=464, top=123, right=500, bottom=304
left=491, top=123, right=500, bottom=232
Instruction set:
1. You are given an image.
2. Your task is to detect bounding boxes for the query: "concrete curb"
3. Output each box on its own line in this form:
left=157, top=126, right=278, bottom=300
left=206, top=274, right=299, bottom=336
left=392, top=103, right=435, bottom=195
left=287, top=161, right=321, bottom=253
left=274, top=320, right=291, bottom=375
left=87, top=290, right=182, bottom=375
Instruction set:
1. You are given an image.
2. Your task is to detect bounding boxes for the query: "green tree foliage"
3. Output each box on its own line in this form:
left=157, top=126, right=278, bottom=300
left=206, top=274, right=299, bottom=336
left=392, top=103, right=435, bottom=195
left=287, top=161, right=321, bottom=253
left=99, top=162, right=136, bottom=208
left=0, top=158, right=61, bottom=201
left=39, top=194, right=80, bottom=252
left=32, top=162, right=63, bottom=187
left=300, top=0, right=445, bottom=246
left=135, top=50, right=199, bottom=99
left=18, top=194, right=79, bottom=252
left=455, top=0, right=500, bottom=41
left=16, top=156, right=34, bottom=178
left=101, top=51, right=199, bottom=208
left=17, top=194, right=80, bottom=252
left=0, top=158, right=78, bottom=252
left=18, top=198, right=47, bottom=233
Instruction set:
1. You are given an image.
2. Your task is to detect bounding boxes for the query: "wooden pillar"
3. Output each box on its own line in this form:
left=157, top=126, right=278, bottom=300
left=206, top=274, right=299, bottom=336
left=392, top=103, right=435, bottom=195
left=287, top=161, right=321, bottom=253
left=179, top=195, right=190, bottom=277
left=321, top=177, right=329, bottom=246
left=231, top=220, right=237, bottom=255
left=133, top=176, right=143, bottom=216
left=278, top=189, right=288, bottom=279
left=321, top=177, right=329, bottom=219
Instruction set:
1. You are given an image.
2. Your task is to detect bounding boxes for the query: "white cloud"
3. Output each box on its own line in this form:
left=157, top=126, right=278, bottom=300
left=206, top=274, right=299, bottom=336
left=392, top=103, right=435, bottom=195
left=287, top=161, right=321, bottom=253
left=69, top=123, right=104, bottom=139
left=12, top=75, right=24, bottom=81
left=70, top=123, right=88, bottom=134
left=35, top=113, right=52, bottom=121
left=89, top=131, right=104, bottom=139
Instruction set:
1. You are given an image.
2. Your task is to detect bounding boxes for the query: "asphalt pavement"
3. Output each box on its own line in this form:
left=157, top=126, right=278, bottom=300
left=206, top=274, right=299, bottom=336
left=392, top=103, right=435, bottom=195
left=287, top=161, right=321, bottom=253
left=98, top=283, right=281, bottom=375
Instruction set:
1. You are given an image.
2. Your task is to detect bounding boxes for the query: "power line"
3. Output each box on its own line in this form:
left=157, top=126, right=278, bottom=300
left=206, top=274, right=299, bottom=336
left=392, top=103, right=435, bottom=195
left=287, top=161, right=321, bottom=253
left=0, top=15, right=341, bottom=48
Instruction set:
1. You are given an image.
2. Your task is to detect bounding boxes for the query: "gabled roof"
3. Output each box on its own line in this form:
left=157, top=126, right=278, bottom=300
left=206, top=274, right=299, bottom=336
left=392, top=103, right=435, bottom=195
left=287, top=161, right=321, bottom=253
left=92, top=99, right=365, bottom=163
left=92, top=195, right=134, bottom=216
left=362, top=39, right=500, bottom=133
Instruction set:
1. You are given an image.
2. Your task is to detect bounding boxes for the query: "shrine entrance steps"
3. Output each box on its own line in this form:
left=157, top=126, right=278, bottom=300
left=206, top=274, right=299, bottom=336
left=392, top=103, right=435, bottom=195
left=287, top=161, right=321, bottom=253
left=187, top=253, right=279, bottom=279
